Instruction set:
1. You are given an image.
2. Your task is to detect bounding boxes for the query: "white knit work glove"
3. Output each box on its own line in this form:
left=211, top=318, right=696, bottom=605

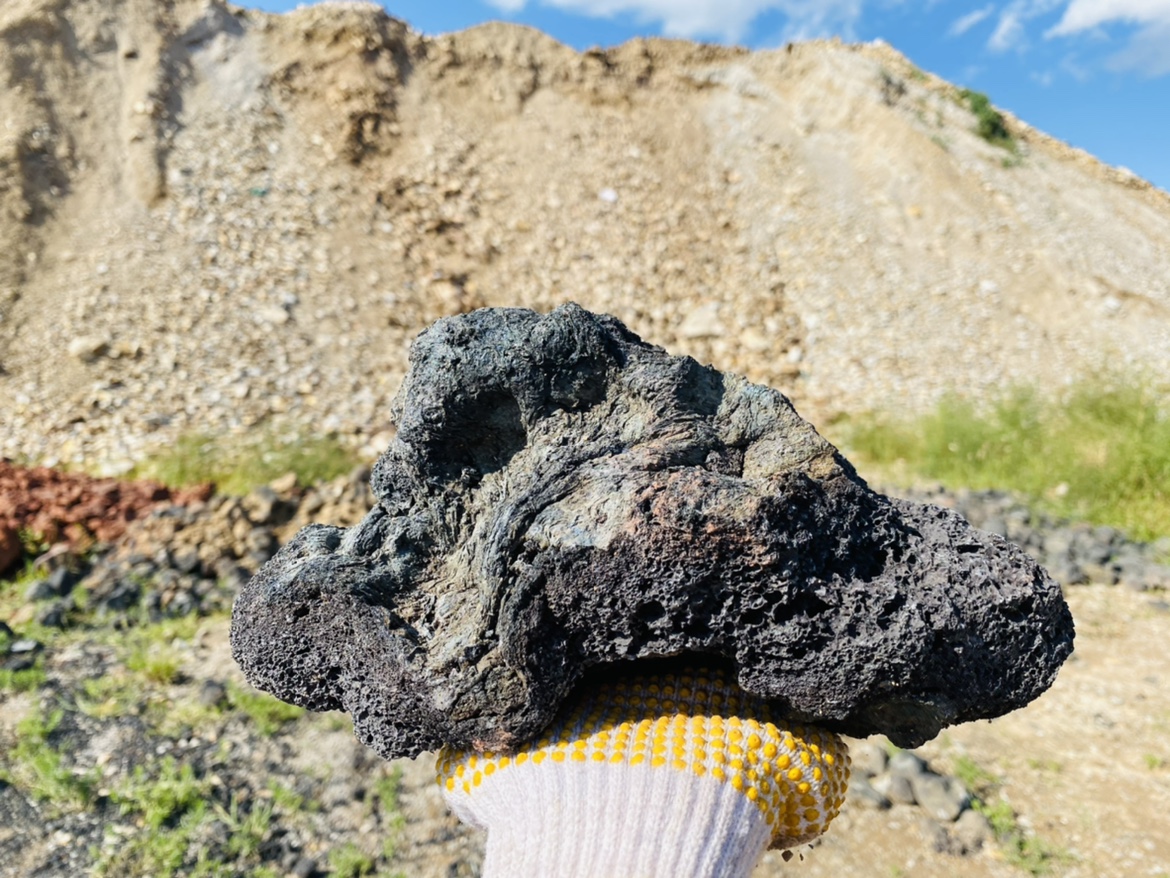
left=437, top=665, right=850, bottom=878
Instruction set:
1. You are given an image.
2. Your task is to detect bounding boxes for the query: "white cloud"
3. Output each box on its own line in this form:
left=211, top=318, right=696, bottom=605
left=1047, top=0, right=1170, bottom=76
left=486, top=0, right=864, bottom=43
left=985, top=0, right=1064, bottom=51
left=988, top=7, right=1025, bottom=47
left=1048, top=0, right=1170, bottom=33
left=949, top=4, right=995, bottom=36
left=1104, top=19, right=1170, bottom=74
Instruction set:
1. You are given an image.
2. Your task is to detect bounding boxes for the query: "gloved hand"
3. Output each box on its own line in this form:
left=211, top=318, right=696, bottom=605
left=437, top=664, right=851, bottom=878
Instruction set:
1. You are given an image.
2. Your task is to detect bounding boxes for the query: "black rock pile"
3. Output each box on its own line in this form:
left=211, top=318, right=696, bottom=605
left=896, top=485, right=1170, bottom=591
left=846, top=740, right=994, bottom=856
left=17, top=469, right=374, bottom=630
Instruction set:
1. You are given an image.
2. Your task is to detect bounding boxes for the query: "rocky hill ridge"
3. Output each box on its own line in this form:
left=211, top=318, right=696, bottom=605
left=2, top=0, right=1169, bottom=473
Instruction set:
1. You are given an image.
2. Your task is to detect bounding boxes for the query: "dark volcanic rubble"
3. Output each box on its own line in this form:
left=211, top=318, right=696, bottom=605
left=231, top=304, right=1075, bottom=759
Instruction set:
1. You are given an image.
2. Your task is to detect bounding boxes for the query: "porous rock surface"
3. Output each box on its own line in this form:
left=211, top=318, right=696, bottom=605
left=231, top=305, right=1075, bottom=758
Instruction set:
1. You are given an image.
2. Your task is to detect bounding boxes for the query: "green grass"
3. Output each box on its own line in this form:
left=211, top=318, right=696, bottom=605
left=75, top=674, right=145, bottom=718
left=951, top=754, right=1001, bottom=798
left=958, top=88, right=1016, bottom=151
left=133, top=430, right=358, bottom=495
left=838, top=380, right=1170, bottom=541
left=98, top=760, right=280, bottom=878
left=367, top=768, right=403, bottom=818
left=975, top=799, right=1072, bottom=875
left=0, top=662, right=47, bottom=692
left=368, top=768, right=407, bottom=860
left=227, top=681, right=305, bottom=735
left=214, top=796, right=274, bottom=860
left=1, top=708, right=95, bottom=811
left=110, top=614, right=203, bottom=685
left=266, top=779, right=317, bottom=814
left=328, top=843, right=376, bottom=878
left=0, top=619, right=49, bottom=691
left=113, top=757, right=211, bottom=831
left=126, top=644, right=183, bottom=685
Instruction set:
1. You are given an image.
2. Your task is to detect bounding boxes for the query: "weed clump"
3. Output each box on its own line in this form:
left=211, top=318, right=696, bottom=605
left=958, top=88, right=1015, bottom=151
left=975, top=798, right=1071, bottom=875
left=1, top=708, right=95, bottom=811
left=135, top=431, right=357, bottom=496
left=227, top=680, right=305, bottom=735
left=838, top=379, right=1170, bottom=541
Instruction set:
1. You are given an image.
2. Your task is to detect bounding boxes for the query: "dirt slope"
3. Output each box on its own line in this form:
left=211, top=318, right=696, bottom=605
left=1, top=0, right=1169, bottom=473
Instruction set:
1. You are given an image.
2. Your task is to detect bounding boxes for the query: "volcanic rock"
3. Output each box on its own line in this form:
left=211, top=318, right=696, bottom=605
left=232, top=305, right=1075, bottom=760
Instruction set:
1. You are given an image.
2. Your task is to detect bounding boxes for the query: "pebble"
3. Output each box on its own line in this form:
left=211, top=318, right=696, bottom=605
left=888, top=750, right=928, bottom=779
left=3, top=637, right=43, bottom=672
left=952, top=807, right=993, bottom=851
left=36, top=600, right=70, bottom=629
left=909, top=772, right=968, bottom=822
left=846, top=776, right=891, bottom=810
left=25, top=578, right=60, bottom=602
left=199, top=680, right=229, bottom=708
left=848, top=738, right=889, bottom=777
left=678, top=302, right=724, bottom=339
left=872, top=771, right=917, bottom=806
left=66, top=336, right=109, bottom=362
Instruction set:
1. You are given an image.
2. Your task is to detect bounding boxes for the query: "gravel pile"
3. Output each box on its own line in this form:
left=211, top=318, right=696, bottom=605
left=27, top=468, right=373, bottom=628
left=846, top=742, right=993, bottom=856
left=893, top=485, right=1170, bottom=591
left=3, top=0, right=1169, bottom=474
left=0, top=462, right=211, bottom=573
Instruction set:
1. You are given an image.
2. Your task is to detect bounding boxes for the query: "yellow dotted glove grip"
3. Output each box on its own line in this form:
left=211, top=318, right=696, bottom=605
left=437, top=665, right=850, bottom=852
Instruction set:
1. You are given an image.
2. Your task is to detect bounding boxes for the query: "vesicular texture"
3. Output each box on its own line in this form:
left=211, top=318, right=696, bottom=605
left=231, top=304, right=1075, bottom=758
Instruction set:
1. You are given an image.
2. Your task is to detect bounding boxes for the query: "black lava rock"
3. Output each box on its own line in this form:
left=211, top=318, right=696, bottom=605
left=231, top=305, right=1075, bottom=759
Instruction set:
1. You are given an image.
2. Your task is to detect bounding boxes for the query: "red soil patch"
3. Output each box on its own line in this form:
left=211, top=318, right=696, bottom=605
left=0, top=461, right=212, bottom=574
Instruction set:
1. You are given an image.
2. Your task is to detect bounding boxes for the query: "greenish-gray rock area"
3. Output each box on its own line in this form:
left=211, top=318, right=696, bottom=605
left=231, top=305, right=1075, bottom=759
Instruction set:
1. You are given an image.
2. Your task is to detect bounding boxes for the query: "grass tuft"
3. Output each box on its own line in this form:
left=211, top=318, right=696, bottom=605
left=134, top=430, right=358, bottom=495
left=958, top=88, right=1016, bottom=151
left=0, top=662, right=47, bottom=692
left=127, top=644, right=183, bottom=685
left=975, top=798, right=1072, bottom=875
left=951, top=754, right=1001, bottom=797
left=838, top=379, right=1170, bottom=541
left=328, top=843, right=376, bottom=878
left=227, top=681, right=305, bottom=735
left=2, top=708, right=95, bottom=811
left=113, top=757, right=211, bottom=830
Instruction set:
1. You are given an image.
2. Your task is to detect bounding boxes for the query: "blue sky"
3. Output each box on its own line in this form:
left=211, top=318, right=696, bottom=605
left=247, top=1, right=1170, bottom=192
